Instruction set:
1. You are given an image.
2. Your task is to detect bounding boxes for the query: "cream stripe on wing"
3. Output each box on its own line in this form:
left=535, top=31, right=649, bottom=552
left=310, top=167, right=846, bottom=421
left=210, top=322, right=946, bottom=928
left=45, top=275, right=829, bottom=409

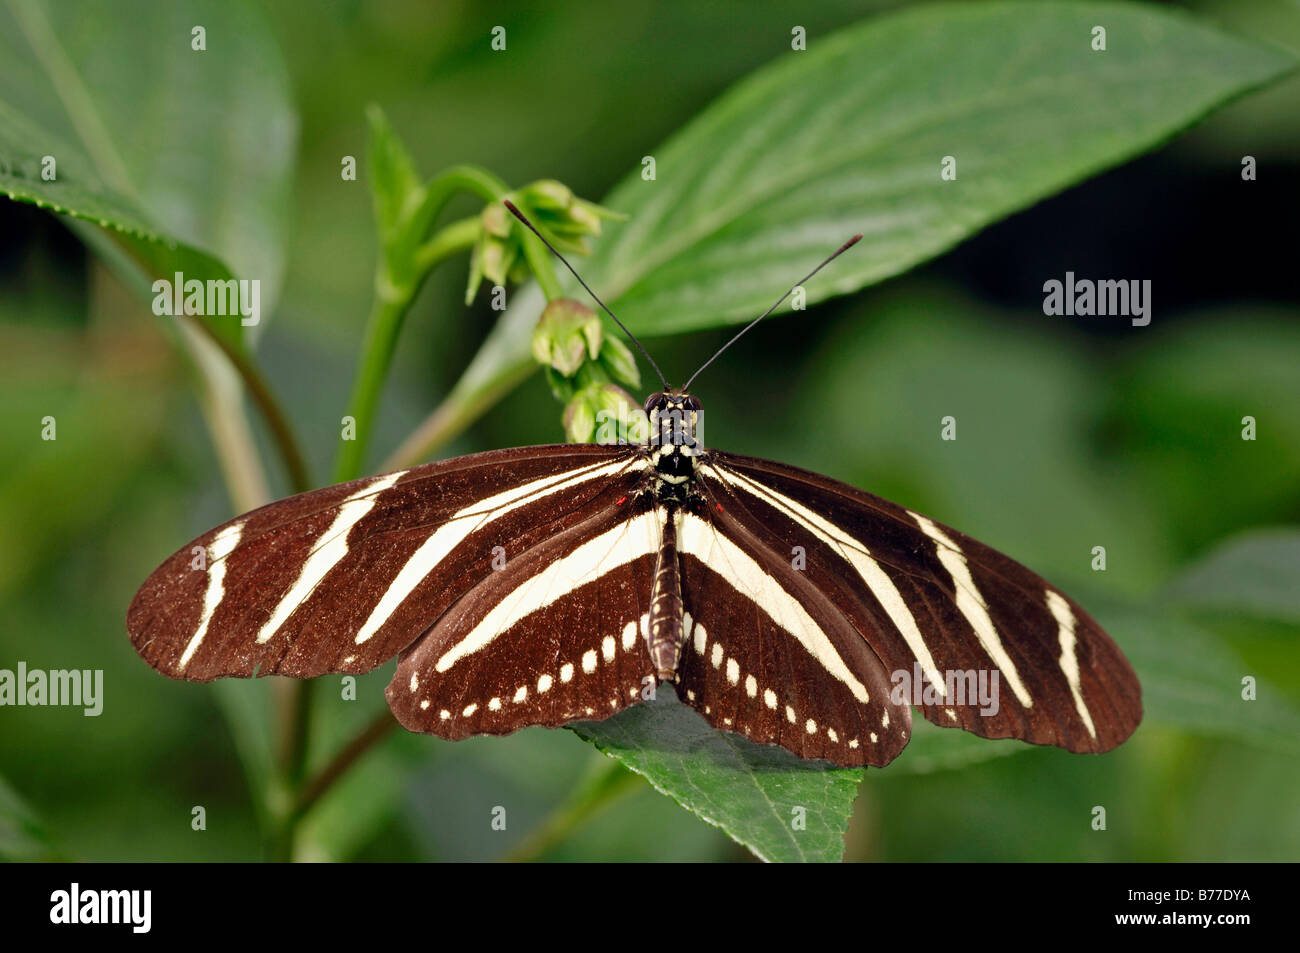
left=356, top=458, right=637, bottom=645
left=910, top=513, right=1033, bottom=708
left=256, top=471, right=405, bottom=644
left=1045, top=590, right=1096, bottom=739
left=678, top=511, right=870, bottom=704
left=178, top=521, right=245, bottom=670
left=434, top=509, right=659, bottom=673
left=709, top=464, right=947, bottom=699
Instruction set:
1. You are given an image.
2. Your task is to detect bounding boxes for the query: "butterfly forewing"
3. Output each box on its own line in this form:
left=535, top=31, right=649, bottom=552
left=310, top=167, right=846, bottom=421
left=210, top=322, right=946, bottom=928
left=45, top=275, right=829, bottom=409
left=674, top=501, right=911, bottom=767
left=388, top=495, right=659, bottom=738
left=127, top=445, right=641, bottom=681
left=700, top=453, right=1142, bottom=753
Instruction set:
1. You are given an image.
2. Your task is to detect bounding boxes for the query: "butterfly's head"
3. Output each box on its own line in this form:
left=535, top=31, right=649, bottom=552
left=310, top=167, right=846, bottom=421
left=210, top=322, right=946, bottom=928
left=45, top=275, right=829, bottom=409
left=645, top=391, right=702, bottom=477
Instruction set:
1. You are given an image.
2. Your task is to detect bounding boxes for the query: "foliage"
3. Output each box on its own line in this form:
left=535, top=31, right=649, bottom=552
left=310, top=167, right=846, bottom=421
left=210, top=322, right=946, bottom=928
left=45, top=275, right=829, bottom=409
left=1, top=0, right=1298, bottom=862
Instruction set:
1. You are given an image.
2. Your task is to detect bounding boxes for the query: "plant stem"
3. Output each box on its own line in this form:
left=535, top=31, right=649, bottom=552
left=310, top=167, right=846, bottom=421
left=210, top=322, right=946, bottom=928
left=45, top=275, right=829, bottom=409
left=502, top=756, right=641, bottom=862
left=292, top=710, right=396, bottom=822
left=332, top=167, right=508, bottom=484
left=381, top=353, right=536, bottom=470
left=185, top=316, right=313, bottom=495
left=381, top=250, right=560, bottom=471
left=174, top=320, right=271, bottom=514
left=332, top=218, right=479, bottom=483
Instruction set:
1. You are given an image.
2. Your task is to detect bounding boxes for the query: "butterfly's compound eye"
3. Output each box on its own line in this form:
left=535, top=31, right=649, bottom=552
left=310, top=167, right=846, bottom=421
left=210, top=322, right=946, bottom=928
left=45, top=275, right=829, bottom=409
left=682, top=394, right=702, bottom=413
left=644, top=392, right=669, bottom=416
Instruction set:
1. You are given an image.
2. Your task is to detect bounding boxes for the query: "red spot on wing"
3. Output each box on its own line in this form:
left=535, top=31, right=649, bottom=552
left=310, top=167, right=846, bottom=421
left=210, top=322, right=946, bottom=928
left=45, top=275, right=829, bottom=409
left=616, top=495, right=627, bottom=505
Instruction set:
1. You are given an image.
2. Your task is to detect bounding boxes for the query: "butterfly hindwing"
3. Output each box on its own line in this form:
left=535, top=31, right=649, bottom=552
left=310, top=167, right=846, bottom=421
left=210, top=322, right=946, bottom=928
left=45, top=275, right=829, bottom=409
left=700, top=453, right=1142, bottom=754
left=673, top=501, right=912, bottom=768
left=388, top=494, right=659, bottom=738
left=127, top=445, right=643, bottom=681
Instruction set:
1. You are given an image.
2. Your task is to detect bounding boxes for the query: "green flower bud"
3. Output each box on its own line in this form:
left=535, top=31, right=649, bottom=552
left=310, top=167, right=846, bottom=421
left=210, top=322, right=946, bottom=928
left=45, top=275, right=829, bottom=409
left=532, top=299, right=603, bottom=377
left=520, top=179, right=573, bottom=212
left=597, top=333, right=641, bottom=389
left=543, top=366, right=576, bottom=403
left=563, top=394, right=596, bottom=444
left=592, top=382, right=637, bottom=428
left=465, top=181, right=623, bottom=302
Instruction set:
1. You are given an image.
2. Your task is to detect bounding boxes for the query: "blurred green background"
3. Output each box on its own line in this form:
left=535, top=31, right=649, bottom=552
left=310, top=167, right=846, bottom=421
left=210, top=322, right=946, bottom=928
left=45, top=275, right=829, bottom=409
left=2, top=0, right=1299, bottom=861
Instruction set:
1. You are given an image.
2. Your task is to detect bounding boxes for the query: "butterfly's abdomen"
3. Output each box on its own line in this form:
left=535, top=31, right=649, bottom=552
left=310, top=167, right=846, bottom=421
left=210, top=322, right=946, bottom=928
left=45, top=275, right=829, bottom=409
left=647, top=506, right=685, bottom=680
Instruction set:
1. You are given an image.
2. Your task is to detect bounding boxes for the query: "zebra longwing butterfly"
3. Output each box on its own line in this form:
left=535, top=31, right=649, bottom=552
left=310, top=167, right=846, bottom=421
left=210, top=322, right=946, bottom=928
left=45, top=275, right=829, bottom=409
left=127, top=205, right=1142, bottom=768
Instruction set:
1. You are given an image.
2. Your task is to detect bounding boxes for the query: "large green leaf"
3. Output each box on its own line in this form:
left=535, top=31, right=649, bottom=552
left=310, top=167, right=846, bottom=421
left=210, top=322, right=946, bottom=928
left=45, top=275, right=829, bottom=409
left=570, top=692, right=862, bottom=863
left=0, top=0, right=296, bottom=341
left=1099, top=600, right=1300, bottom=755
left=459, top=0, right=1293, bottom=455
left=1164, top=528, right=1300, bottom=624
left=581, top=0, right=1295, bottom=338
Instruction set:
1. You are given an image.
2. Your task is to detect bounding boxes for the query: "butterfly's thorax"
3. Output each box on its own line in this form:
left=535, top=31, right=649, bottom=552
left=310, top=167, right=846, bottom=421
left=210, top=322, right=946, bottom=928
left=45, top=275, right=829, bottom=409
left=647, top=393, right=703, bottom=507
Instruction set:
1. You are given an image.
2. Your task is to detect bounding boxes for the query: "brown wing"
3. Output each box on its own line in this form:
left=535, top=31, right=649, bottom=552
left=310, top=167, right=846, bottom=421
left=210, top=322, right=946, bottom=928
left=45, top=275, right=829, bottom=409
left=127, top=445, right=645, bottom=680
left=699, top=452, right=1141, bottom=754
left=674, top=500, right=911, bottom=768
left=387, top=493, right=660, bottom=739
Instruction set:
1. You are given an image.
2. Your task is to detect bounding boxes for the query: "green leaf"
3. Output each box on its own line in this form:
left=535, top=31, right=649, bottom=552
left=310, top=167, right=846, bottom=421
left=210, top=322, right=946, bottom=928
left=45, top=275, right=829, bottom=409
left=893, top=717, right=1027, bottom=774
left=575, top=1, right=1295, bottom=337
left=1097, top=600, right=1300, bottom=756
left=0, top=0, right=296, bottom=343
left=570, top=692, right=861, bottom=862
left=455, top=0, right=1293, bottom=472
left=1163, top=528, right=1300, bottom=625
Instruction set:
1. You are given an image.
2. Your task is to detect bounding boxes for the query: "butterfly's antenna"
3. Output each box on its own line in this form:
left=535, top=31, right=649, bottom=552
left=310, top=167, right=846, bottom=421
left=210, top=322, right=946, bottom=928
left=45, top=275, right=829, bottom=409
left=503, top=200, right=669, bottom=392
left=682, top=234, right=862, bottom=392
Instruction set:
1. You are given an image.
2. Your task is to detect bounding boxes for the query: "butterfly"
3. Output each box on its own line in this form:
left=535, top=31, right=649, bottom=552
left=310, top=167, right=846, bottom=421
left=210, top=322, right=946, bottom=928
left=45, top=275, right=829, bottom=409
left=127, top=203, right=1142, bottom=767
